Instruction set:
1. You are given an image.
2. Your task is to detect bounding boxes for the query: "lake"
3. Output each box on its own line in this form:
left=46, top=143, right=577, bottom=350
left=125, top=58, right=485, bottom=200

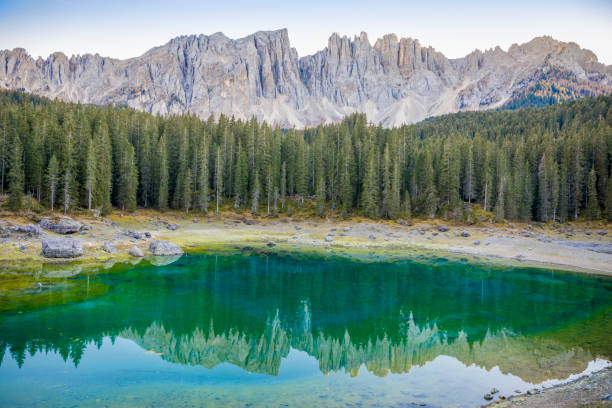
left=0, top=252, right=611, bottom=407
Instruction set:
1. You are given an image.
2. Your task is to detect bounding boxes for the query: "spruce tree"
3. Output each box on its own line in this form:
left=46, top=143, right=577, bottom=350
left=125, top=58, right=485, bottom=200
left=586, top=167, right=601, bottom=219
left=84, top=138, right=96, bottom=210
left=233, top=145, right=248, bottom=210
left=198, top=139, right=209, bottom=213
left=156, top=133, right=169, bottom=211
left=251, top=170, right=260, bottom=215
left=7, top=135, right=23, bottom=211
left=316, top=172, right=326, bottom=217
left=184, top=167, right=193, bottom=214
left=47, top=154, right=58, bottom=212
left=215, top=146, right=224, bottom=215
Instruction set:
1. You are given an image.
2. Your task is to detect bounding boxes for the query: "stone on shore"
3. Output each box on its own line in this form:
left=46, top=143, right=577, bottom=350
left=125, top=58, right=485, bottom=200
left=39, top=217, right=82, bottom=234
left=148, top=240, right=184, bottom=256
left=103, top=241, right=116, bottom=253
left=42, top=238, right=83, bottom=258
left=129, top=246, right=144, bottom=257
left=11, top=224, right=43, bottom=236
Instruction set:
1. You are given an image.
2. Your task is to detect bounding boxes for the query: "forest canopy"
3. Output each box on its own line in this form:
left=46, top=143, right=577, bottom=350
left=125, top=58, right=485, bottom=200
left=0, top=90, right=611, bottom=222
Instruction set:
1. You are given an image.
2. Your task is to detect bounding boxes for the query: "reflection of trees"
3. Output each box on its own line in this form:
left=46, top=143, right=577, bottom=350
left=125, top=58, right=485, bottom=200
left=120, top=307, right=602, bottom=384
left=0, top=253, right=610, bottom=384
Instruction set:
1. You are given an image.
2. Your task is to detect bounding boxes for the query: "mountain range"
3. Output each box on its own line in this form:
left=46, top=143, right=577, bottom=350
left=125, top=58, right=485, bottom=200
left=1, top=29, right=611, bottom=127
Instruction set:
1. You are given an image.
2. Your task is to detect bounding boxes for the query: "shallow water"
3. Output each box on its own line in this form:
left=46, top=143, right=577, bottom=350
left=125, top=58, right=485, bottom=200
left=0, top=252, right=611, bottom=407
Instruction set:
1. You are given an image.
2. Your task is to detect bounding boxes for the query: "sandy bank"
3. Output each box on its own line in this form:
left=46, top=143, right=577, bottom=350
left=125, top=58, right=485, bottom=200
left=0, top=210, right=610, bottom=276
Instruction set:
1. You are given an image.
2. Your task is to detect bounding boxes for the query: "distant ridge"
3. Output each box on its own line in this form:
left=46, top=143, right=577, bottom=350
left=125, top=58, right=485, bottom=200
left=1, top=29, right=611, bottom=127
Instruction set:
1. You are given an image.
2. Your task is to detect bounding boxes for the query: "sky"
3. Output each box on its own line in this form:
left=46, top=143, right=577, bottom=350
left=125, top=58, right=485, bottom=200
left=0, top=0, right=611, bottom=64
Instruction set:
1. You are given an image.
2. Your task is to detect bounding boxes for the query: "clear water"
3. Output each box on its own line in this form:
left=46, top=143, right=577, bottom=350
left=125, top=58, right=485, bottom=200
left=0, top=252, right=611, bottom=407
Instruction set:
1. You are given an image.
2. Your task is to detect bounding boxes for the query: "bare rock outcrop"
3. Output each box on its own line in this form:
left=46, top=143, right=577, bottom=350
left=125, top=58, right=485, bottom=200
left=1, top=30, right=610, bottom=127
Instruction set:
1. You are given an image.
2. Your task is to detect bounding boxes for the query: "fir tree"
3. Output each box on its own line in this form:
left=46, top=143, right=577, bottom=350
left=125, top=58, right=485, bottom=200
left=47, top=154, right=58, bottom=212
left=586, top=167, right=601, bottom=219
left=7, top=135, right=23, bottom=210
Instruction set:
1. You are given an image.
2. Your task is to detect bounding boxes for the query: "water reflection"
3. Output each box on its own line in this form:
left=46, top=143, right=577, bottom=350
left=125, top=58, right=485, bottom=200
left=1, top=252, right=610, bottom=386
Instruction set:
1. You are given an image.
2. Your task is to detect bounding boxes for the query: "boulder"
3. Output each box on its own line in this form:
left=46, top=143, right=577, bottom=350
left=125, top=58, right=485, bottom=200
left=460, top=231, right=471, bottom=237
left=129, top=246, right=144, bottom=257
left=39, top=217, right=82, bottom=234
left=267, top=241, right=276, bottom=247
left=368, top=234, right=376, bottom=240
left=167, top=223, right=179, bottom=230
left=438, top=225, right=449, bottom=232
left=42, top=238, right=83, bottom=258
left=325, top=236, right=333, bottom=242
left=11, top=224, right=42, bottom=236
left=102, top=241, right=116, bottom=253
left=148, top=240, right=184, bottom=256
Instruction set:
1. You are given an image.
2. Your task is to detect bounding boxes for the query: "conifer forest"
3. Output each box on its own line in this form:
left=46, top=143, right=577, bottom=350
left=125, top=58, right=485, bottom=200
left=1, top=90, right=611, bottom=222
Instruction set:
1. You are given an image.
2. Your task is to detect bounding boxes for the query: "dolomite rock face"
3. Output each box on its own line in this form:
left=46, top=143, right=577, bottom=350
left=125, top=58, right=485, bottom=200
left=1, top=30, right=610, bottom=127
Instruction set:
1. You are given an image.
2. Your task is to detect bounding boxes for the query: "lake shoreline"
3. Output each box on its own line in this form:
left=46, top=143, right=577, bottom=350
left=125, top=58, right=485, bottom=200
left=0, top=209, right=611, bottom=277
left=488, top=366, right=612, bottom=407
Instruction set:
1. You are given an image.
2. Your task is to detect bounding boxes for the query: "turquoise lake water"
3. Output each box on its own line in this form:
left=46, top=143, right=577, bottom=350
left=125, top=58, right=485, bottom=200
left=0, top=252, right=611, bottom=407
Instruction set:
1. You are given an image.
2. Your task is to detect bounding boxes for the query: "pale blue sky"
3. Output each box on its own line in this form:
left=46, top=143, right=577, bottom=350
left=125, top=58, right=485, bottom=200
left=1, top=0, right=611, bottom=64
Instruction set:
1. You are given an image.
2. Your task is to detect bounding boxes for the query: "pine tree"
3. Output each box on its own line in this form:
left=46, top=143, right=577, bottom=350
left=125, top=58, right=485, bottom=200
left=94, top=120, right=112, bottom=214
left=7, top=135, right=23, bottom=210
left=463, top=143, right=475, bottom=202
left=381, top=144, right=392, bottom=218
left=184, top=167, right=193, bottom=214
left=422, top=151, right=438, bottom=218
left=389, top=159, right=401, bottom=219
left=84, top=138, right=96, bottom=210
left=403, top=191, right=412, bottom=219
left=361, top=148, right=379, bottom=218
left=198, top=139, right=209, bottom=213
left=156, top=133, right=169, bottom=211
left=586, top=167, right=601, bottom=219
left=494, top=176, right=506, bottom=222
left=606, top=174, right=612, bottom=222
left=280, top=161, right=287, bottom=210
left=316, top=171, right=326, bottom=217
left=233, top=145, right=248, bottom=209
left=47, top=154, right=58, bottom=212
left=215, top=146, right=224, bottom=215
left=251, top=170, right=260, bottom=215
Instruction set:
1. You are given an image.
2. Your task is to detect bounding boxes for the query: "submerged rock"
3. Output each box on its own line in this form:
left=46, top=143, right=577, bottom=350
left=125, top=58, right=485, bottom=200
left=148, top=240, right=184, bottom=256
left=42, top=238, right=83, bottom=258
left=39, top=217, right=82, bottom=234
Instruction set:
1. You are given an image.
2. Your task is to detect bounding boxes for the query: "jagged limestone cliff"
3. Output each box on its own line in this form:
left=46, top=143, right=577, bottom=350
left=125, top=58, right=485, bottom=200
left=1, top=30, right=610, bottom=127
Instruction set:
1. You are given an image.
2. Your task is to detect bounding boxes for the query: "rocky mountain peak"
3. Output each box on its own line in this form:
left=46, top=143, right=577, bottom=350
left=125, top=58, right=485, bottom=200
left=1, top=29, right=610, bottom=128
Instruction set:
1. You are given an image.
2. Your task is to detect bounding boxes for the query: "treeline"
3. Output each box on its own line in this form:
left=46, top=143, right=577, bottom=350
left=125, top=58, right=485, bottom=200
left=0, top=90, right=611, bottom=222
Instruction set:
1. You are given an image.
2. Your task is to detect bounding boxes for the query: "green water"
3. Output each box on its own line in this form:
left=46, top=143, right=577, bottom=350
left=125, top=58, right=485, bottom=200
left=0, top=252, right=611, bottom=407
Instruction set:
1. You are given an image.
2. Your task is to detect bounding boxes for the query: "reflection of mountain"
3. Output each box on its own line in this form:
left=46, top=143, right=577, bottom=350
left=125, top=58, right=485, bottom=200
left=121, top=308, right=602, bottom=384
left=1, top=253, right=610, bottom=384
